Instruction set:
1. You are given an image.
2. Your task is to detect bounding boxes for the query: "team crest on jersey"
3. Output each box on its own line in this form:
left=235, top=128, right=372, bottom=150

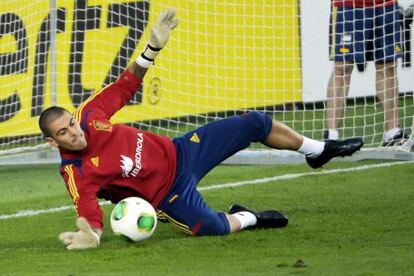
left=93, top=120, right=113, bottom=132
left=90, top=156, right=99, bottom=167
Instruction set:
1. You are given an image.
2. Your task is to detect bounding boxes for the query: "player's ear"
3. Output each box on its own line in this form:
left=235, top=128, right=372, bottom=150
left=46, top=137, right=59, bottom=149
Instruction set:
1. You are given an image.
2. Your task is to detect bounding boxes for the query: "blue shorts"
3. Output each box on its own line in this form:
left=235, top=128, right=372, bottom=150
left=157, top=111, right=272, bottom=236
left=329, top=4, right=401, bottom=63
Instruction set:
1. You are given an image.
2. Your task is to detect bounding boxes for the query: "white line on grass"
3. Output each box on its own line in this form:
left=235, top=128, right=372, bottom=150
left=1, top=160, right=413, bottom=220
left=199, top=160, right=414, bottom=191
left=0, top=206, right=73, bottom=220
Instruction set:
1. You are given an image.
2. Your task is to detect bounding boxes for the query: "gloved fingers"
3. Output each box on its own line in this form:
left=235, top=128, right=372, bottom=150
left=61, top=233, right=99, bottom=250
left=163, top=8, right=175, bottom=23
left=168, top=18, right=179, bottom=30
left=164, top=9, right=178, bottom=29
left=66, top=244, right=76, bottom=250
left=164, top=8, right=175, bottom=23
left=58, top=231, right=75, bottom=245
left=58, top=218, right=99, bottom=250
left=157, top=9, right=170, bottom=27
left=157, top=8, right=178, bottom=30
left=66, top=242, right=86, bottom=250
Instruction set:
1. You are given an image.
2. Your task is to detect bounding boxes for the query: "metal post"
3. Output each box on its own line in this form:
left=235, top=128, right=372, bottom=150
left=49, top=0, right=57, bottom=105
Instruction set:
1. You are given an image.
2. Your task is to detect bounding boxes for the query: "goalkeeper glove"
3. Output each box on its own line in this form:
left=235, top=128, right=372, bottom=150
left=136, top=8, right=179, bottom=68
left=58, top=217, right=101, bottom=250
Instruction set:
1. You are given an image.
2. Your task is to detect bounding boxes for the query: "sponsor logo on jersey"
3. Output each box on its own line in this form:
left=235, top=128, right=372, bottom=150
left=120, top=132, right=144, bottom=177
left=340, top=33, right=352, bottom=45
left=90, top=156, right=99, bottom=167
left=120, top=155, right=133, bottom=177
left=93, top=120, right=113, bottom=132
left=190, top=133, right=200, bottom=143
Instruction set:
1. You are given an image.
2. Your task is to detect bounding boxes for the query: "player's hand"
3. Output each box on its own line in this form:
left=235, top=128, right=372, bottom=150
left=149, top=8, right=179, bottom=49
left=58, top=217, right=101, bottom=250
left=137, top=8, right=179, bottom=68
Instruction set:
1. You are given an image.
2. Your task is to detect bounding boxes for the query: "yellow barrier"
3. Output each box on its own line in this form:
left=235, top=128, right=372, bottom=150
left=0, top=0, right=301, bottom=137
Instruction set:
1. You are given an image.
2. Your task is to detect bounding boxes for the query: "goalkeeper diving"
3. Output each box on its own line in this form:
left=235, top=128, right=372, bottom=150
left=38, top=8, right=363, bottom=250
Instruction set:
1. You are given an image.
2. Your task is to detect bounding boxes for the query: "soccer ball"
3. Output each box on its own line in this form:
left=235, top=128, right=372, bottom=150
left=110, top=197, right=157, bottom=242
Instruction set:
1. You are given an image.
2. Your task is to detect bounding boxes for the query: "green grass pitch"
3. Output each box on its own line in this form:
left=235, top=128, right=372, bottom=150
left=0, top=160, right=414, bottom=275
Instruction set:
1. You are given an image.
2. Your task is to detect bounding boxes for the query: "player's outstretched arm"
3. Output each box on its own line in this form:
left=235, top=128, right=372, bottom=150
left=59, top=217, right=102, bottom=250
left=128, top=8, right=179, bottom=78
left=74, top=8, right=178, bottom=123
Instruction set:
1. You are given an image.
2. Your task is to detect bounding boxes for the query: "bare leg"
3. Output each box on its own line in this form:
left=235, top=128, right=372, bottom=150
left=263, top=121, right=304, bottom=150
left=326, top=61, right=354, bottom=130
left=375, top=61, right=400, bottom=131
left=262, top=119, right=326, bottom=164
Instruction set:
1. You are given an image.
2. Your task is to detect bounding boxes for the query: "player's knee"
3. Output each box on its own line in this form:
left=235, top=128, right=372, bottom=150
left=241, top=111, right=272, bottom=142
left=193, top=212, right=230, bottom=236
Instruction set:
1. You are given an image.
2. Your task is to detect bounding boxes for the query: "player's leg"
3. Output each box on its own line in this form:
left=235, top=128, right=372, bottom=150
left=158, top=189, right=230, bottom=236
left=174, top=111, right=327, bottom=177
left=173, top=111, right=274, bottom=180
left=373, top=4, right=404, bottom=146
left=157, top=174, right=230, bottom=236
left=174, top=111, right=362, bottom=178
left=325, top=6, right=356, bottom=140
left=158, top=174, right=288, bottom=236
left=376, top=61, right=401, bottom=136
left=166, top=112, right=292, bottom=235
left=326, top=61, right=354, bottom=140
left=262, top=114, right=364, bottom=169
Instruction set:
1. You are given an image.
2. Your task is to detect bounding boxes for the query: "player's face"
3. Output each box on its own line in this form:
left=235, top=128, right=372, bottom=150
left=46, top=112, right=87, bottom=151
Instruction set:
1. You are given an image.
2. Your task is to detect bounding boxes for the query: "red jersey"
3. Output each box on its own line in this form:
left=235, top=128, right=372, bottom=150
left=332, top=0, right=396, bottom=7
left=59, top=70, right=177, bottom=229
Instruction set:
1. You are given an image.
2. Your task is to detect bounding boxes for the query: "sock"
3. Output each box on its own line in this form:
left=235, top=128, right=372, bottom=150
left=232, top=212, right=257, bottom=229
left=327, top=129, right=339, bottom=140
left=383, top=127, right=401, bottom=141
left=298, top=136, right=325, bottom=158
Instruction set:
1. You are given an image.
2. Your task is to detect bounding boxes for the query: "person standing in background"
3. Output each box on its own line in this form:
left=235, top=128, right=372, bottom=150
left=326, top=0, right=404, bottom=146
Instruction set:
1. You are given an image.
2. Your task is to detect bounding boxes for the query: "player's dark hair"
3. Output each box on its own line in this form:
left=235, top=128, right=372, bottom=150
left=39, top=106, right=70, bottom=137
